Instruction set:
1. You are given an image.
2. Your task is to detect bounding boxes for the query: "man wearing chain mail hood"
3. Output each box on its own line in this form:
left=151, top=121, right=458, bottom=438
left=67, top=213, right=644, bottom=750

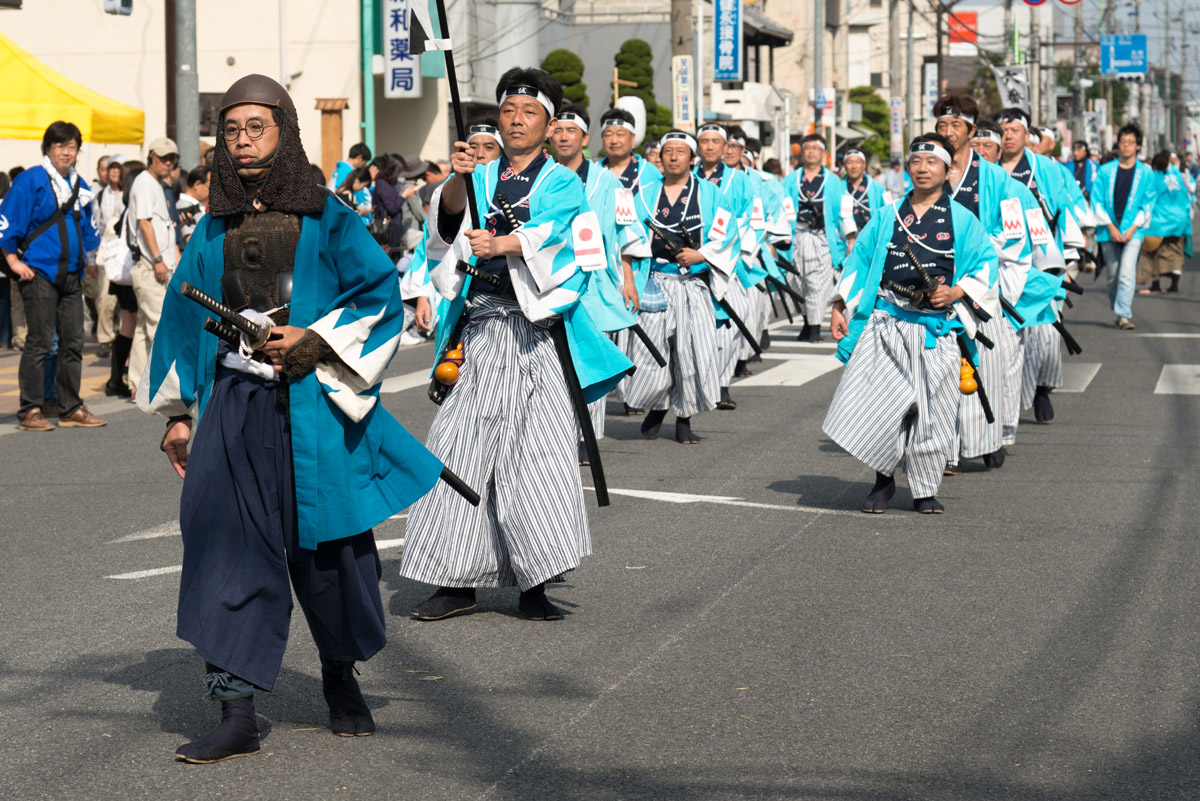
left=138, top=75, right=444, bottom=763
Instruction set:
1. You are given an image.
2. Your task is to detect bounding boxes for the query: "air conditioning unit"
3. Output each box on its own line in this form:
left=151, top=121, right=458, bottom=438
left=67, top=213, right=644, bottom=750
left=104, top=0, right=133, bottom=15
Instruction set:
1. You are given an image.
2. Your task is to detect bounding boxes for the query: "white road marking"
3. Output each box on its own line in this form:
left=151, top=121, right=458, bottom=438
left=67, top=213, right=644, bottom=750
left=1059, top=362, right=1102, bottom=393
left=735, top=355, right=842, bottom=387
left=767, top=341, right=838, bottom=350
left=380, top=369, right=430, bottom=394
left=376, top=538, right=406, bottom=550
left=107, top=565, right=183, bottom=580
left=585, top=486, right=860, bottom=517
left=1136, top=333, right=1200, bottom=338
left=1154, top=365, right=1200, bottom=395
left=109, top=522, right=180, bottom=544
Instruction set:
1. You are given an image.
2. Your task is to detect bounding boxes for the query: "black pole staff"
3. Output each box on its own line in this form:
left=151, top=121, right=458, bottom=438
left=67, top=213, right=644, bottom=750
left=410, top=1, right=482, bottom=230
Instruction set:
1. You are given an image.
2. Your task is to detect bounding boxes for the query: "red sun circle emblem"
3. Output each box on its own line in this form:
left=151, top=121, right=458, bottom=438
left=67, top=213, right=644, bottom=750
left=579, top=228, right=593, bottom=241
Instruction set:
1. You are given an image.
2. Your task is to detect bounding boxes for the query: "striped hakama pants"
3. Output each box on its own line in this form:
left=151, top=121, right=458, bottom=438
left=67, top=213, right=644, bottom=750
left=716, top=275, right=751, bottom=385
left=619, top=272, right=720, bottom=418
left=400, top=296, right=590, bottom=591
left=786, top=229, right=834, bottom=326
left=745, top=281, right=771, bottom=357
left=956, top=315, right=1022, bottom=459
left=823, top=310, right=960, bottom=500
left=1019, top=323, right=1063, bottom=409
left=587, top=396, right=606, bottom=440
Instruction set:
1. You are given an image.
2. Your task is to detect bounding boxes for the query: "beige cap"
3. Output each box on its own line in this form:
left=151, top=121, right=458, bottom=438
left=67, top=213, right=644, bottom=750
left=147, top=137, right=179, bottom=157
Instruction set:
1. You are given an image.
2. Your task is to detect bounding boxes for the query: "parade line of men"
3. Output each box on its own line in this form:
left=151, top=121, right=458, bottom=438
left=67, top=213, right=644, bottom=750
left=124, top=68, right=1179, bottom=763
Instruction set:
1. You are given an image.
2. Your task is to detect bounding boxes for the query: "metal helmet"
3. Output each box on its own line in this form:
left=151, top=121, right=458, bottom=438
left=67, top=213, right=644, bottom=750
left=219, top=74, right=297, bottom=120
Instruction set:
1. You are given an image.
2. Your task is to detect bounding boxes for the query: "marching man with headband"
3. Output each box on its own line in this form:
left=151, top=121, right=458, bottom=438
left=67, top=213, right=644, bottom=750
left=997, top=107, right=1079, bottom=424
left=823, top=134, right=998, bottom=515
left=404, top=116, right=505, bottom=336
left=780, top=133, right=857, bottom=342
left=139, top=75, right=446, bottom=762
left=842, top=148, right=891, bottom=238
left=619, top=129, right=741, bottom=444
left=550, top=103, right=645, bottom=458
left=970, top=120, right=1003, bottom=164
left=695, top=123, right=754, bottom=410
left=734, top=136, right=784, bottom=362
left=741, top=139, right=795, bottom=350
left=934, top=94, right=1055, bottom=468
left=399, top=68, right=632, bottom=622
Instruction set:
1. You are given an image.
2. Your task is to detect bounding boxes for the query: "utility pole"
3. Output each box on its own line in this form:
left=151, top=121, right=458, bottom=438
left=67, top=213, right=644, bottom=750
left=1072, top=0, right=1084, bottom=141
left=1103, top=0, right=1113, bottom=130
left=907, top=0, right=915, bottom=139
left=1137, top=0, right=1150, bottom=144
left=814, top=0, right=825, bottom=134
left=1003, top=0, right=1013, bottom=65
left=889, top=0, right=903, bottom=156
left=695, top=0, right=705, bottom=128
left=1165, top=0, right=1172, bottom=147
left=175, top=0, right=199, bottom=169
left=1030, top=6, right=1040, bottom=120
left=361, top=0, right=376, bottom=155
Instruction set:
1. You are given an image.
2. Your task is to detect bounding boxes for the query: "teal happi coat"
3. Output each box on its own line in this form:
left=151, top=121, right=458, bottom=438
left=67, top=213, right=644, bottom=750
left=425, top=156, right=633, bottom=404
left=576, top=160, right=639, bottom=333
left=138, top=196, right=444, bottom=549
left=835, top=192, right=997, bottom=364
left=780, top=166, right=856, bottom=268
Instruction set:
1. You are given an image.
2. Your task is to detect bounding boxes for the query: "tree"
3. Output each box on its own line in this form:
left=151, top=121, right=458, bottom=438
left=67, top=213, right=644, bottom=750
left=1055, top=58, right=1128, bottom=126
left=614, top=39, right=672, bottom=142
left=847, top=86, right=890, bottom=162
left=541, top=49, right=589, bottom=110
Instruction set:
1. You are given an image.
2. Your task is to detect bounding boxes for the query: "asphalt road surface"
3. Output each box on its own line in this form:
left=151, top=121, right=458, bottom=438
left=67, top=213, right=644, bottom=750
left=2, top=261, right=1198, bottom=801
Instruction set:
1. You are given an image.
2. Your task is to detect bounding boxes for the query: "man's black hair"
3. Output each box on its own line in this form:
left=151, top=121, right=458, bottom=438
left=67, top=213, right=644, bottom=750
left=974, top=118, right=1002, bottom=137
left=910, top=132, right=956, bottom=161
left=933, top=93, right=979, bottom=128
left=559, top=103, right=590, bottom=128
left=41, top=121, right=83, bottom=156
left=599, top=107, right=636, bottom=128
left=495, top=67, right=563, bottom=117
left=1151, top=150, right=1171, bottom=172
left=186, top=165, right=210, bottom=187
left=1116, top=122, right=1143, bottom=147
left=744, top=136, right=762, bottom=153
left=725, top=124, right=748, bottom=142
left=801, top=133, right=826, bottom=148
left=349, top=142, right=372, bottom=162
left=1072, top=140, right=1089, bottom=152
left=468, top=112, right=500, bottom=129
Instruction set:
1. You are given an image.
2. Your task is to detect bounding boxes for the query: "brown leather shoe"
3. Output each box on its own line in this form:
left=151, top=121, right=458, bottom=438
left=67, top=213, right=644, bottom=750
left=58, top=406, right=107, bottom=428
left=19, top=409, right=55, bottom=432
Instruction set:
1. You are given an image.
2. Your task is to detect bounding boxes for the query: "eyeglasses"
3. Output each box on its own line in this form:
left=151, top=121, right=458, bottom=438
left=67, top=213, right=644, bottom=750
left=222, top=120, right=277, bottom=143
left=50, top=142, right=79, bottom=153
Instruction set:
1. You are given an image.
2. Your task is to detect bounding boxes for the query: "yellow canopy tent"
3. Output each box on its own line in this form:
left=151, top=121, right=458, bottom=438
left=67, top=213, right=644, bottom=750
left=0, top=30, right=144, bottom=144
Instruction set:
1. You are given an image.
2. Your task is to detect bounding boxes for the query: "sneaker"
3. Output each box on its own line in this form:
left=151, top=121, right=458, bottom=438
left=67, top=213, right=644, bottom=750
left=18, top=410, right=55, bottom=432
left=58, top=406, right=107, bottom=428
left=1115, top=316, right=1136, bottom=330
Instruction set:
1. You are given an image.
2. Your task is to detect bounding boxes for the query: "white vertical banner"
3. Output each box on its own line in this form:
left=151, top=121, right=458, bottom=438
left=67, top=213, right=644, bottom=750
left=923, top=62, right=938, bottom=120
left=889, top=96, right=903, bottom=159
left=383, top=0, right=422, bottom=99
left=672, top=55, right=695, bottom=132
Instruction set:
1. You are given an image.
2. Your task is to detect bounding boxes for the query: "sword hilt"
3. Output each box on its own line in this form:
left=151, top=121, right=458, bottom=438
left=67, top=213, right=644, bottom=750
left=495, top=193, right=522, bottom=232
left=180, top=282, right=271, bottom=349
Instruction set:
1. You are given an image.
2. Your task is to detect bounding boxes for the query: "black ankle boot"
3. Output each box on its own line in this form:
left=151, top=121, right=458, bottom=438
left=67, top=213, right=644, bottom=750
left=913, top=497, right=946, bottom=514
left=321, top=659, right=375, bottom=737
left=797, top=323, right=812, bottom=341
left=983, top=447, right=1006, bottom=469
left=518, top=583, right=562, bottom=620
left=1033, top=385, right=1054, bottom=424
left=105, top=334, right=132, bottom=397
left=175, top=697, right=260, bottom=763
left=641, top=408, right=667, bottom=438
left=734, top=359, right=753, bottom=378
left=862, top=472, right=895, bottom=514
left=674, top=416, right=699, bottom=444
left=1166, top=273, right=1181, bottom=293
left=717, top=386, right=736, bottom=410
left=411, top=587, right=477, bottom=620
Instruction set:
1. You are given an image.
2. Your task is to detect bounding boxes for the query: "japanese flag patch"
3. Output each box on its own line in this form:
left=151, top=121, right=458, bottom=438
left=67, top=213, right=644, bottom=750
left=709, top=206, right=732, bottom=243
left=750, top=198, right=766, bottom=230
left=781, top=196, right=796, bottom=220
left=572, top=210, right=607, bottom=271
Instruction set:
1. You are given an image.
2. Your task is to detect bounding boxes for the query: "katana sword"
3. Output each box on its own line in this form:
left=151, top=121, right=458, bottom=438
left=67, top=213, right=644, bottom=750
left=643, top=217, right=763, bottom=355
left=180, top=282, right=272, bottom=349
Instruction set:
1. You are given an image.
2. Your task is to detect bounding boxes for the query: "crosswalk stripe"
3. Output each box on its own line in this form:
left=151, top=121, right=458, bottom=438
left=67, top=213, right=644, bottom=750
left=1059, top=362, right=1102, bottom=393
left=1136, top=333, right=1200, bottom=338
left=583, top=486, right=861, bottom=517
left=734, top=355, right=843, bottom=387
left=107, top=565, right=183, bottom=580
left=1154, top=365, right=1200, bottom=394
left=380, top=369, right=430, bottom=394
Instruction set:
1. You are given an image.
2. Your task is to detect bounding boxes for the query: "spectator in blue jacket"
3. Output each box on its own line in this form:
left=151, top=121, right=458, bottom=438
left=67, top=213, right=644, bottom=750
left=1070, top=140, right=1098, bottom=201
left=0, top=121, right=106, bottom=431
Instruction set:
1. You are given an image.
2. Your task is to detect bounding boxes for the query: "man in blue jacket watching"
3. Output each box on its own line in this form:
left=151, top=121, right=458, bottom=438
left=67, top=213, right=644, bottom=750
left=0, top=121, right=106, bottom=431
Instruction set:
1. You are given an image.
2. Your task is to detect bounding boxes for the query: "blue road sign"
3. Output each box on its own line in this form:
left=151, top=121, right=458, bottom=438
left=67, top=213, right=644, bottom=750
left=1100, top=34, right=1147, bottom=75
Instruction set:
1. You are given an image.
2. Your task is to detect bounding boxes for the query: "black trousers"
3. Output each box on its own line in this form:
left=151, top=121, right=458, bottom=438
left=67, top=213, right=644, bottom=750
left=18, top=273, right=83, bottom=418
left=176, top=369, right=387, bottom=692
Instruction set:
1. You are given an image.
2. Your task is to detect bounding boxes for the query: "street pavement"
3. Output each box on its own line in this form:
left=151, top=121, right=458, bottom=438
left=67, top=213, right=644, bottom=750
left=2, top=262, right=1199, bottom=801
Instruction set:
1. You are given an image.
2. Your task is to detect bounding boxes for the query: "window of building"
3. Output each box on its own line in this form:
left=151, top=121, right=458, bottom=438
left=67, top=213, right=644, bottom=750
left=870, top=72, right=883, bottom=89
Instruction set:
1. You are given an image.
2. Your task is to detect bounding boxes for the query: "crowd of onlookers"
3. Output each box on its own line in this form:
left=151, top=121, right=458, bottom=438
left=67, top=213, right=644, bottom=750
left=0, top=119, right=449, bottom=430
